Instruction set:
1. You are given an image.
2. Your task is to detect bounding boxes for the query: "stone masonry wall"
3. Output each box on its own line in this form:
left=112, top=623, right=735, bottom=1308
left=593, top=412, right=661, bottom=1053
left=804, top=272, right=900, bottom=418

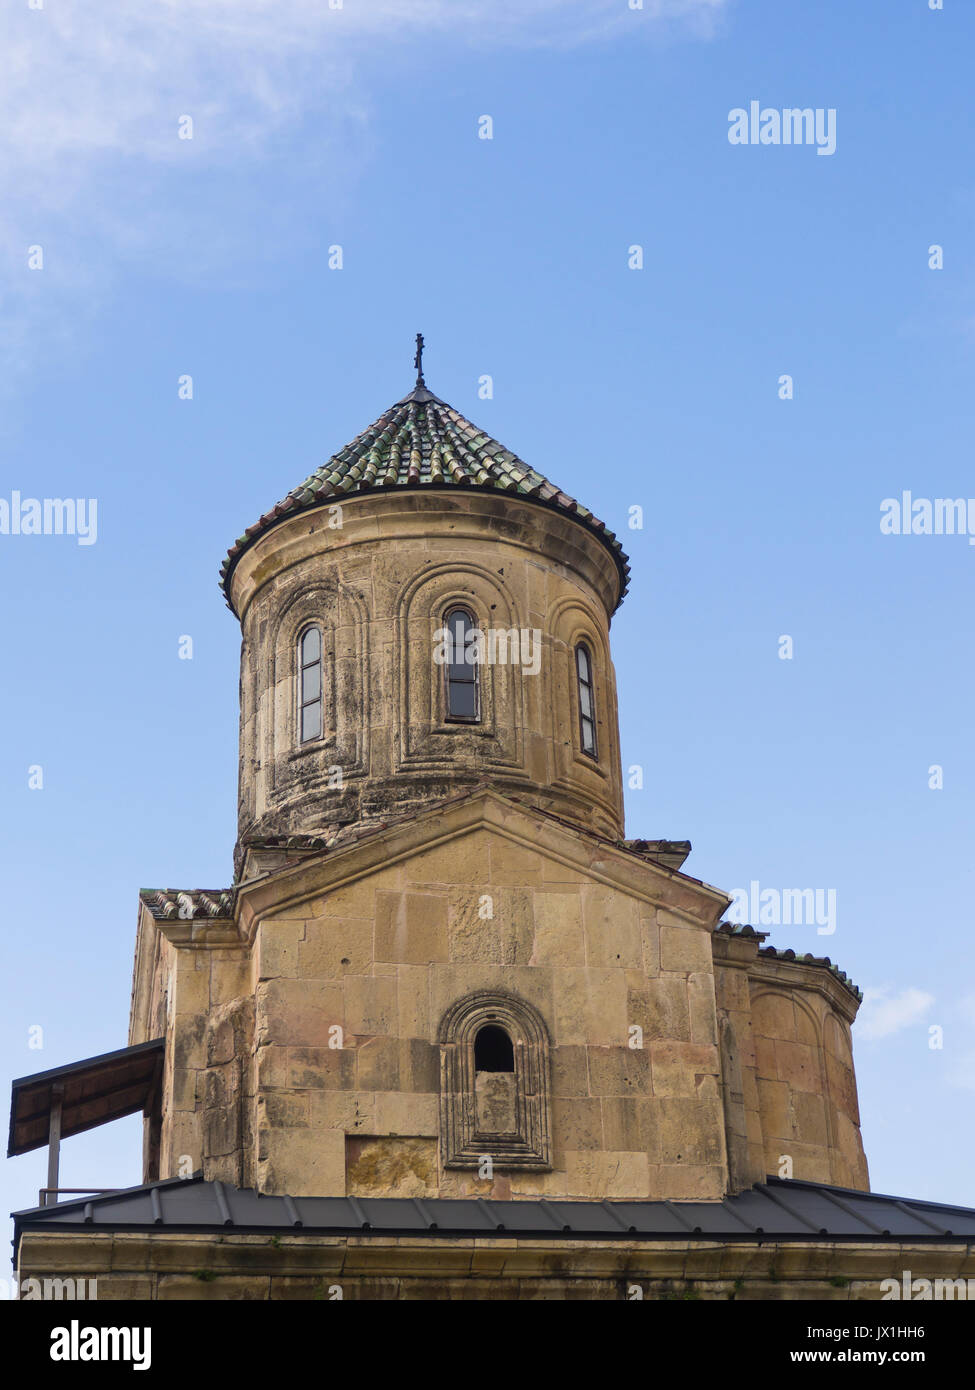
left=246, top=810, right=730, bottom=1202
left=229, top=491, right=626, bottom=863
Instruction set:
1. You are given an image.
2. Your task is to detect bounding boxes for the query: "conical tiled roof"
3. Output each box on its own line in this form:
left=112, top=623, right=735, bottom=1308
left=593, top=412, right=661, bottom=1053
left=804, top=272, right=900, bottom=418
left=219, top=381, right=630, bottom=609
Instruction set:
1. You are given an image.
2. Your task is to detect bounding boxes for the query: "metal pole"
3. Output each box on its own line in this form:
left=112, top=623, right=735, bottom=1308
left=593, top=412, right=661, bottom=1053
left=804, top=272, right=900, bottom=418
left=46, top=1084, right=63, bottom=1206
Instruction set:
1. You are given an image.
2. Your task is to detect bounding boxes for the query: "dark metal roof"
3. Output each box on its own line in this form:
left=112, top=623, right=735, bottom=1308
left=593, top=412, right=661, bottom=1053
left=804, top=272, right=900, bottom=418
left=8, top=1040, right=165, bottom=1158
left=13, top=1175, right=975, bottom=1244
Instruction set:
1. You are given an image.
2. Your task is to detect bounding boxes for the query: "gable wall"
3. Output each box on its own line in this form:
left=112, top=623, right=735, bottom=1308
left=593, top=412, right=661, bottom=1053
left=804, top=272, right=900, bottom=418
left=242, top=820, right=729, bottom=1201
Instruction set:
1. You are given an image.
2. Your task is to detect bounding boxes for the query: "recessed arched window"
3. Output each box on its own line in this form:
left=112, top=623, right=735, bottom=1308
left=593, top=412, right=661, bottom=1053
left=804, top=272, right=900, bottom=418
left=298, top=626, right=323, bottom=743
left=439, top=992, right=552, bottom=1170
left=444, top=607, right=479, bottom=722
left=576, top=643, right=597, bottom=758
left=474, top=1024, right=514, bottom=1073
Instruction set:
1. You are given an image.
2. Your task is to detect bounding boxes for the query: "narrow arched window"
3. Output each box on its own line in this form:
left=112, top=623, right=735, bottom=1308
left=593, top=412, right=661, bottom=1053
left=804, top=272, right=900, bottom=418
left=444, top=607, right=479, bottom=722
left=576, top=643, right=597, bottom=758
left=298, top=626, right=322, bottom=743
left=474, top=1025, right=514, bottom=1073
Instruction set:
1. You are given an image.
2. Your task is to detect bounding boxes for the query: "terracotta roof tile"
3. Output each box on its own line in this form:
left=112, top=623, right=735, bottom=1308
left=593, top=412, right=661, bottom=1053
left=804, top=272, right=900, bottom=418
left=139, top=889, right=235, bottom=922
left=715, top=922, right=863, bottom=1001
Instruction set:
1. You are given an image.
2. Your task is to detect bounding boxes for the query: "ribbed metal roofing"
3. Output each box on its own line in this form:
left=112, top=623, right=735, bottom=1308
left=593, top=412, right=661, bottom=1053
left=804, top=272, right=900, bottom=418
left=218, top=383, right=631, bottom=610
left=14, top=1176, right=975, bottom=1243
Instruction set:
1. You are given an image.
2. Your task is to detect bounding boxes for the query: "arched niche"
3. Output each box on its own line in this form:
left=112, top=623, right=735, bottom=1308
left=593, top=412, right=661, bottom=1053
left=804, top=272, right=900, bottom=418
left=438, top=991, right=552, bottom=1170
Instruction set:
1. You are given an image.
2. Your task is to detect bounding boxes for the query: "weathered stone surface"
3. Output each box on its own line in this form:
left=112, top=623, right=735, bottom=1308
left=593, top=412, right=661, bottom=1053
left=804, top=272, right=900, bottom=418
left=531, top=891, right=585, bottom=966
left=258, top=1129, right=344, bottom=1196
left=373, top=1090, right=438, bottom=1137
left=24, top=1227, right=973, bottom=1300
left=344, top=974, right=397, bottom=1035
left=120, top=464, right=872, bottom=1248
left=375, top=891, right=448, bottom=964
left=260, top=979, right=345, bottom=1047
left=346, top=1136, right=438, bottom=1197
left=659, top=921, right=713, bottom=975
left=300, top=916, right=373, bottom=979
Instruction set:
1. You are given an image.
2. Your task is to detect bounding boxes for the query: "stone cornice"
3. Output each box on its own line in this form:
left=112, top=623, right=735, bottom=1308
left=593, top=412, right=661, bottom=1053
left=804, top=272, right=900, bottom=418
left=228, top=490, right=623, bottom=625
left=748, top=953, right=862, bottom=1023
left=233, top=787, right=730, bottom=945
left=18, top=1229, right=975, bottom=1287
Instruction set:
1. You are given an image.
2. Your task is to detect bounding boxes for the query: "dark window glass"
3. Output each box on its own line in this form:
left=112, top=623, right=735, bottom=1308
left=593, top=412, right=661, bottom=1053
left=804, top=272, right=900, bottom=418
left=301, top=664, right=321, bottom=704
left=444, top=607, right=479, bottom=721
left=299, top=626, right=323, bottom=743
left=576, top=643, right=597, bottom=758
left=301, top=627, right=320, bottom=663
left=474, top=1025, right=515, bottom=1073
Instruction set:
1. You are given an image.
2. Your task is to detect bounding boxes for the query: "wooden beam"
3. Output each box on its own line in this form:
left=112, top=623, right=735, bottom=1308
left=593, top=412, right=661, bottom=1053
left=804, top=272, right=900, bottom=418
left=46, top=1084, right=63, bottom=1206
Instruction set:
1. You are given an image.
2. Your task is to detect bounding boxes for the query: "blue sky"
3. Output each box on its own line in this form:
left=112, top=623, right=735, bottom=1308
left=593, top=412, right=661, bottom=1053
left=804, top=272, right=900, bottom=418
left=3, top=0, right=974, bottom=1235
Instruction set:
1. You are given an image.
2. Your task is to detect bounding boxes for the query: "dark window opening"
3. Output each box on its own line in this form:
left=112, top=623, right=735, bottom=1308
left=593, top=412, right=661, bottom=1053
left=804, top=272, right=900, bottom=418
left=576, top=643, right=597, bottom=759
left=474, top=1025, right=514, bottom=1073
left=299, top=626, right=323, bottom=743
left=444, top=607, right=480, bottom=722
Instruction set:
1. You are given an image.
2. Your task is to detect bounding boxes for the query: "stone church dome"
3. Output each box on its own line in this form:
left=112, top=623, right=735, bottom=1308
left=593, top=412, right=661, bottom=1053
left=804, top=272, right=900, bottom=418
left=224, top=346, right=634, bottom=866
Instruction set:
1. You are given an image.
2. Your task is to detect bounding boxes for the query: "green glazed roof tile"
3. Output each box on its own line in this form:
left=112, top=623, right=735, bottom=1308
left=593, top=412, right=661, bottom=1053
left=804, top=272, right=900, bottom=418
left=219, top=380, right=630, bottom=609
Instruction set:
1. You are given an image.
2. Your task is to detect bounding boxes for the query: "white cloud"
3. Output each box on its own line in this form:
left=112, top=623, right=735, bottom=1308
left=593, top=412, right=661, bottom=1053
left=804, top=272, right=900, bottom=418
left=856, top=985, right=935, bottom=1042
left=0, top=0, right=727, bottom=369
left=3, top=0, right=727, bottom=195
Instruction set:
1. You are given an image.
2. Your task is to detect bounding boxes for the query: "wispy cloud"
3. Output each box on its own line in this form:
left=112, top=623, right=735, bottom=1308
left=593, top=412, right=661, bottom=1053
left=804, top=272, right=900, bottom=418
left=0, top=0, right=727, bottom=366
left=856, top=985, right=935, bottom=1041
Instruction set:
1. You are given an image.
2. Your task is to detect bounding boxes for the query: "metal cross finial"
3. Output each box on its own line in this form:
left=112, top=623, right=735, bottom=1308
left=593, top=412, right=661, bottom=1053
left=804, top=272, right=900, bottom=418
left=414, top=332, right=425, bottom=387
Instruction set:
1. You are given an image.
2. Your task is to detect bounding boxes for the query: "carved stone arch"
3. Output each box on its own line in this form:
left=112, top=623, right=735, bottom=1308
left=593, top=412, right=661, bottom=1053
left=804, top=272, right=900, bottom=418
left=751, top=987, right=824, bottom=1048
left=395, top=562, right=527, bottom=776
left=266, top=579, right=368, bottom=804
left=547, top=593, right=611, bottom=666
left=438, top=991, right=552, bottom=1169
left=545, top=594, right=622, bottom=832
left=751, top=988, right=835, bottom=1161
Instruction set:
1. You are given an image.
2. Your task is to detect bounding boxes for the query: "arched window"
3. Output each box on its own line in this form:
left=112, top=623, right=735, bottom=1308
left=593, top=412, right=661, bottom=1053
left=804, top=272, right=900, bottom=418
left=439, top=993, right=552, bottom=1169
left=576, top=643, right=597, bottom=758
left=474, top=1025, right=514, bottom=1073
left=444, top=607, right=479, bottom=722
left=298, top=626, right=322, bottom=743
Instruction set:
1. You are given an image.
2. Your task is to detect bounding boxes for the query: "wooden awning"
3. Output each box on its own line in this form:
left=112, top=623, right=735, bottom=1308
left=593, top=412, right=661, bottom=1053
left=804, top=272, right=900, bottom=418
left=7, top=1039, right=165, bottom=1157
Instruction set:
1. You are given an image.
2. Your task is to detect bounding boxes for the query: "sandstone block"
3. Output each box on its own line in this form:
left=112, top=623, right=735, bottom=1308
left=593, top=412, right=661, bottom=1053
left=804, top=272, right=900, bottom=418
left=356, top=1036, right=401, bottom=1090
left=300, top=916, right=373, bottom=979
left=448, top=887, right=502, bottom=963
left=553, top=969, right=627, bottom=1046
left=344, top=974, right=397, bottom=1035
left=530, top=890, right=584, bottom=966
left=659, top=923, right=712, bottom=975
left=260, top=979, right=345, bottom=1047
left=256, top=923, right=303, bottom=981
left=346, top=1136, right=437, bottom=1197
left=373, top=1090, right=438, bottom=1136
left=259, top=1128, right=345, bottom=1197
left=375, top=891, right=448, bottom=964
left=566, top=1149, right=649, bottom=1199
left=587, top=1044, right=651, bottom=1097
left=552, top=1097, right=603, bottom=1152
left=287, top=1045, right=356, bottom=1091
left=582, top=887, right=642, bottom=968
